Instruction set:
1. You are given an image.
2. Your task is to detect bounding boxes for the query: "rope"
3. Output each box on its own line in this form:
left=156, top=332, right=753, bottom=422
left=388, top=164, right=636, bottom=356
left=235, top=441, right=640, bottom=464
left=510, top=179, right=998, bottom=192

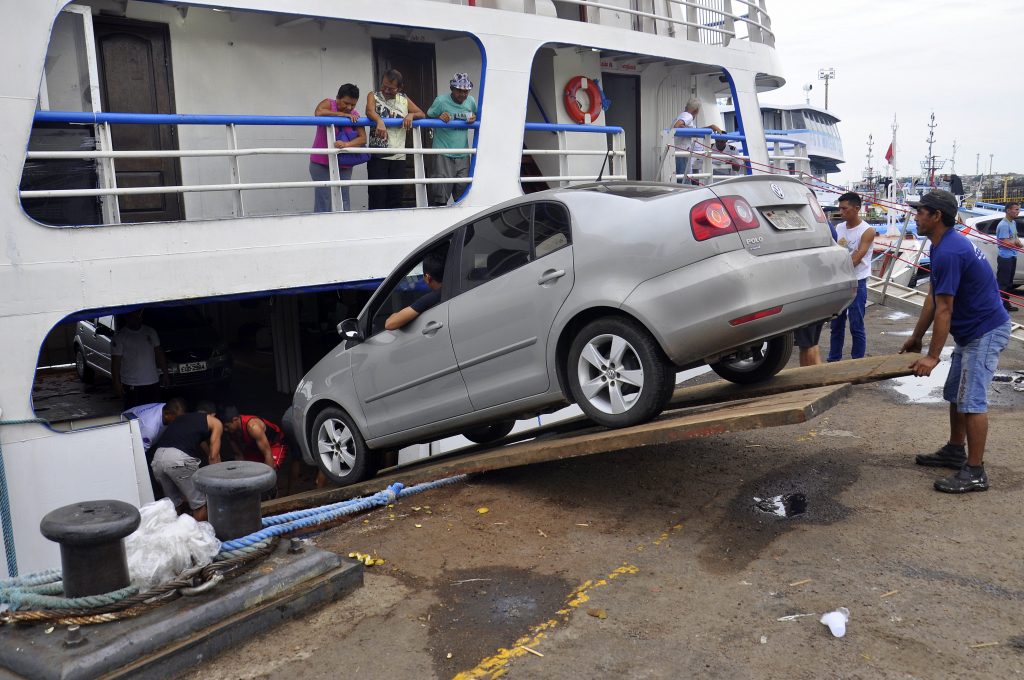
left=223, top=474, right=469, bottom=551
left=0, top=585, right=139, bottom=610
left=0, top=418, right=49, bottom=578
left=0, top=537, right=279, bottom=625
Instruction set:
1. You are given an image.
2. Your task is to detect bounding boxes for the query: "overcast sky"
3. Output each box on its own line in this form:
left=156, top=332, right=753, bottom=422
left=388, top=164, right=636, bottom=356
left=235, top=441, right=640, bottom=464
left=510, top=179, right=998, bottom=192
left=759, top=0, right=1018, bottom=185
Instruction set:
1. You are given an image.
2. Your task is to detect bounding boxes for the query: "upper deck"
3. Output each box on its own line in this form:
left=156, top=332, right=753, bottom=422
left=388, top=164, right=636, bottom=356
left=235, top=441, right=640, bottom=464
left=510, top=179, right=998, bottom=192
left=0, top=0, right=783, bottom=327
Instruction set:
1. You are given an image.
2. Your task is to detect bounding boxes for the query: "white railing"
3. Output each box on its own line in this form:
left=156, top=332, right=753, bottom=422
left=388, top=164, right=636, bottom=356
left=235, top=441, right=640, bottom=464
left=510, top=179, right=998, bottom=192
left=660, top=128, right=808, bottom=184
left=475, top=0, right=774, bottom=47
left=521, top=122, right=626, bottom=187
left=22, top=112, right=628, bottom=225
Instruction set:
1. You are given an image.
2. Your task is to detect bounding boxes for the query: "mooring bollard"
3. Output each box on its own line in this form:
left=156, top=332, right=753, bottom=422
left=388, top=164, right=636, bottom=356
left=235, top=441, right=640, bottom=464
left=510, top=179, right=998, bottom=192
left=39, top=500, right=140, bottom=598
left=194, top=461, right=276, bottom=541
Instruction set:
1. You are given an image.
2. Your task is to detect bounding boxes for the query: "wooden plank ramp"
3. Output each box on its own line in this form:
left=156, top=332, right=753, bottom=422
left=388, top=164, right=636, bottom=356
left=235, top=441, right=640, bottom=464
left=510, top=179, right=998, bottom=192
left=265, top=352, right=916, bottom=514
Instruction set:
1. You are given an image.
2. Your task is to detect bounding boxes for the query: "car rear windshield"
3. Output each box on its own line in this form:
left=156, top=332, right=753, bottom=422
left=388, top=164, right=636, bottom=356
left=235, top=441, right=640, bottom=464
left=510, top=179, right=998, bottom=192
left=568, top=184, right=685, bottom=199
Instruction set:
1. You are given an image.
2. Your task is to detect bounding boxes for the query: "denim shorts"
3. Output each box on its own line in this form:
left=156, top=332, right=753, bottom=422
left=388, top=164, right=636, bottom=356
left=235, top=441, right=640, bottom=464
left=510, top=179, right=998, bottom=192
left=943, top=322, right=1011, bottom=413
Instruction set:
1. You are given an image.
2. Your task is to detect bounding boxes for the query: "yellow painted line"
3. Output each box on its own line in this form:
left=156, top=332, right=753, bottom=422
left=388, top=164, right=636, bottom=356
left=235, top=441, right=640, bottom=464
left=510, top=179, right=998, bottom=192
left=454, top=522, right=683, bottom=680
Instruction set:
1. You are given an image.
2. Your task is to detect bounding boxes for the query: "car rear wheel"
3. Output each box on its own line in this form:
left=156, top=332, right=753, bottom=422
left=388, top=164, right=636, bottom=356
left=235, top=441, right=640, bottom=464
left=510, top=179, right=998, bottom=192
left=709, top=334, right=793, bottom=384
left=310, top=407, right=378, bottom=486
left=567, top=317, right=676, bottom=428
left=74, top=347, right=94, bottom=384
left=463, top=419, right=516, bottom=445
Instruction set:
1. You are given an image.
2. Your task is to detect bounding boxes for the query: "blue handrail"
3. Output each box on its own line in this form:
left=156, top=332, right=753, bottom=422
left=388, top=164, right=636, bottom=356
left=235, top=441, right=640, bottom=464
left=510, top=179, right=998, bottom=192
left=34, top=111, right=623, bottom=135
left=33, top=110, right=478, bottom=129
left=525, top=122, right=623, bottom=134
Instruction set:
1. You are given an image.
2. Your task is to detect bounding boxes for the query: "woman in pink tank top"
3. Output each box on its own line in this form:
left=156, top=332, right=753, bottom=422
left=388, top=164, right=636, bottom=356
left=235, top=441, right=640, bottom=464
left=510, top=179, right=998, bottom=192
left=310, top=83, right=368, bottom=212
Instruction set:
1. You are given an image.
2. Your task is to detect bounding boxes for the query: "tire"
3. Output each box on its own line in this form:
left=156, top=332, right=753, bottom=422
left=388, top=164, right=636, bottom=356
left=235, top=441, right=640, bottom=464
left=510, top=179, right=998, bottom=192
left=566, top=317, right=676, bottom=428
left=709, top=334, right=793, bottom=385
left=309, top=407, right=378, bottom=486
left=463, top=419, right=516, bottom=445
left=74, top=347, right=95, bottom=384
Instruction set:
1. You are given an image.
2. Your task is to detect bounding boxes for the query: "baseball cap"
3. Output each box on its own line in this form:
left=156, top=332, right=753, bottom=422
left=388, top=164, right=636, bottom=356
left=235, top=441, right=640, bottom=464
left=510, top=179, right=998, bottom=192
left=909, top=190, right=958, bottom=220
left=218, top=405, right=240, bottom=421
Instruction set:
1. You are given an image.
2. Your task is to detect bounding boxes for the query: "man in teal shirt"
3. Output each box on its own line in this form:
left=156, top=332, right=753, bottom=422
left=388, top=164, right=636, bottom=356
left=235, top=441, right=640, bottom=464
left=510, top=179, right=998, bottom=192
left=427, top=73, right=477, bottom=206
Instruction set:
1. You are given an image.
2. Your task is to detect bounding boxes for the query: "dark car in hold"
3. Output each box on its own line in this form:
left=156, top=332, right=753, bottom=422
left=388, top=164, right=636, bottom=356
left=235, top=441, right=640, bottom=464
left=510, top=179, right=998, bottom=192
left=73, top=306, right=232, bottom=388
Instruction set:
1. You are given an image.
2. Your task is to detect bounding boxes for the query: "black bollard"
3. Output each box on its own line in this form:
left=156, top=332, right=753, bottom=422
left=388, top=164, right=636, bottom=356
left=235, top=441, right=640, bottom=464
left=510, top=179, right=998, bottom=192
left=193, top=462, right=276, bottom=541
left=39, top=500, right=140, bottom=598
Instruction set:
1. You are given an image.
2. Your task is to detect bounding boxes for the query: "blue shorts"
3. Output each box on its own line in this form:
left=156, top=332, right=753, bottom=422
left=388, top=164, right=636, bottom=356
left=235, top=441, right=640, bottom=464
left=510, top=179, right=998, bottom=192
left=943, top=322, right=1011, bottom=413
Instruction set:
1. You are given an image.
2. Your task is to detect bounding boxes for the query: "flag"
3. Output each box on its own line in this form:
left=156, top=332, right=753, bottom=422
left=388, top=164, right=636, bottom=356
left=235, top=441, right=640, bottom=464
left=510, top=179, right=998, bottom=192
left=884, top=142, right=894, bottom=165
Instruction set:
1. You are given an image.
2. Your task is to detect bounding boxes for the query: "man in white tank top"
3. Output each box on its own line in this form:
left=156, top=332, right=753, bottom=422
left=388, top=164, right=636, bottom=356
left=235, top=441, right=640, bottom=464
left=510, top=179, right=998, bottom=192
left=828, top=192, right=876, bottom=362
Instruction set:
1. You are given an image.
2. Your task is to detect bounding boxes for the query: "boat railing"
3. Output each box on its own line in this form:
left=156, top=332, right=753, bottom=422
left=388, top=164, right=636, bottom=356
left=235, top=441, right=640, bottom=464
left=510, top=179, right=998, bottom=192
left=659, top=128, right=808, bottom=183
left=472, top=0, right=774, bottom=47
left=22, top=111, right=625, bottom=225
left=521, top=122, right=627, bottom=187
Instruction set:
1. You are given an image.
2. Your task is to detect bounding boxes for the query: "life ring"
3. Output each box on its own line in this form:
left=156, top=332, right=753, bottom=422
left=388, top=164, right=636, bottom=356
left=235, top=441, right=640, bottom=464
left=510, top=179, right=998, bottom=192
left=563, top=75, right=602, bottom=125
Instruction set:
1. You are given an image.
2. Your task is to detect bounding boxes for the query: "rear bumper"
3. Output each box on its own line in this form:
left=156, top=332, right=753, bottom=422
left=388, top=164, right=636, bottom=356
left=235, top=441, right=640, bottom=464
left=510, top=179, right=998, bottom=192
left=622, top=246, right=856, bottom=365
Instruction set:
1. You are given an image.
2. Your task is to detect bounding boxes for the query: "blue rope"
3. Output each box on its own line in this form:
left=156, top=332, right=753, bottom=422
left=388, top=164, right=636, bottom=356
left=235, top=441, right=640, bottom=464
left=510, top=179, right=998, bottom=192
left=222, top=474, right=468, bottom=551
left=0, top=418, right=49, bottom=578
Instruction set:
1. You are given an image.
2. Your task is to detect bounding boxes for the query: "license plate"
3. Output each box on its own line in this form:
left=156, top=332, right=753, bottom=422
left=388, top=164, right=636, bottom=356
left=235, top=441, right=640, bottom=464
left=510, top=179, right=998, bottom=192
left=761, top=208, right=808, bottom=231
left=178, top=361, right=207, bottom=374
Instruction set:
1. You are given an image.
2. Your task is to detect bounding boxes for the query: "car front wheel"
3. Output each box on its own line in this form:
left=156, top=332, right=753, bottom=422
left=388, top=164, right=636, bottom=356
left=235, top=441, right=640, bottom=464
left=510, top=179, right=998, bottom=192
left=310, top=407, right=378, bottom=486
left=709, top=334, right=793, bottom=384
left=566, top=317, right=676, bottom=428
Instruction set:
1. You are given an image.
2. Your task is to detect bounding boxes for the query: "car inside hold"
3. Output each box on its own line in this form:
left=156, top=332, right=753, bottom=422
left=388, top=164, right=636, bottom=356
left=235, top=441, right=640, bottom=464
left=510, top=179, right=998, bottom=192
left=34, top=285, right=375, bottom=496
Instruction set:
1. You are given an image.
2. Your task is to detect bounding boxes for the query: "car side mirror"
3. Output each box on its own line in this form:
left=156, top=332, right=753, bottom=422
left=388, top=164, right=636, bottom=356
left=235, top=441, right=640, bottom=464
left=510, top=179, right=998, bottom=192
left=96, top=326, right=113, bottom=338
left=337, top=318, right=362, bottom=343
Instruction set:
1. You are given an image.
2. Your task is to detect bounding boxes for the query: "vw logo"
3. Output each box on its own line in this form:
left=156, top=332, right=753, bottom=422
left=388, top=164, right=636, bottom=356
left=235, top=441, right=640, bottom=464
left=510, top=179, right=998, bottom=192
left=770, top=183, right=785, bottom=199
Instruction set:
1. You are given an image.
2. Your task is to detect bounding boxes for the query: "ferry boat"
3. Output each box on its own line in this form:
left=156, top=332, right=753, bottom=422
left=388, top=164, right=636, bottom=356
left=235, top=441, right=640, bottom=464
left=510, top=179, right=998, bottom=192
left=4, top=0, right=788, bottom=573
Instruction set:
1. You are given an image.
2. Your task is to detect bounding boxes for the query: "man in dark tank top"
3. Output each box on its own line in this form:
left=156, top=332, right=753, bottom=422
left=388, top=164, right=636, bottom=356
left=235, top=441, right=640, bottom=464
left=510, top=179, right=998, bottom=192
left=150, top=411, right=223, bottom=521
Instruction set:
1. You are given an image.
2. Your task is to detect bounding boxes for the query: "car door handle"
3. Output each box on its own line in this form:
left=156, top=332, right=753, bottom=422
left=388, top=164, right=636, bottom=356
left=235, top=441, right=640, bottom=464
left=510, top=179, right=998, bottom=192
left=538, top=269, right=566, bottom=285
left=421, top=320, right=444, bottom=335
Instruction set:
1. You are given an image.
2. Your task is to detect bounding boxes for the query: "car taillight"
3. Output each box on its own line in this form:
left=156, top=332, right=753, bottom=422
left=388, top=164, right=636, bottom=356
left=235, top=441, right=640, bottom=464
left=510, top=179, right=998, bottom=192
left=807, top=193, right=827, bottom=223
left=690, top=199, right=735, bottom=241
left=722, top=196, right=760, bottom=231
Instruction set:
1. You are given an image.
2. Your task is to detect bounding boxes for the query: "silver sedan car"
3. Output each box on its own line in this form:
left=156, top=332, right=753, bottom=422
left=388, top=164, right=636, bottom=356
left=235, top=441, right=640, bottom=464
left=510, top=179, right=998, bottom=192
left=288, top=177, right=856, bottom=485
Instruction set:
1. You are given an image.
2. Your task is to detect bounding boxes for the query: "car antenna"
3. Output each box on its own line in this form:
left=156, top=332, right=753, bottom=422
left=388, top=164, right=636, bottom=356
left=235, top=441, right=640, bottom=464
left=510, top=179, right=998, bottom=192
left=595, top=141, right=610, bottom=182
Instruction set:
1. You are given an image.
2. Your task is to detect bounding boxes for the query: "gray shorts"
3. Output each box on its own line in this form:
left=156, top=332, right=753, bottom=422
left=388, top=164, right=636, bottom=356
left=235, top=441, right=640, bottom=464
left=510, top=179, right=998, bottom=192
left=429, top=155, right=470, bottom=206
left=151, top=447, right=206, bottom=510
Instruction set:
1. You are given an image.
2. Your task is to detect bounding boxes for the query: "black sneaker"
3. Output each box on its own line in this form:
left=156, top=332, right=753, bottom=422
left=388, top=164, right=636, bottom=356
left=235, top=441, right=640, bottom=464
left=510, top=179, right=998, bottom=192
left=1006, top=305, right=1019, bottom=313
left=915, top=444, right=967, bottom=469
left=934, top=465, right=988, bottom=494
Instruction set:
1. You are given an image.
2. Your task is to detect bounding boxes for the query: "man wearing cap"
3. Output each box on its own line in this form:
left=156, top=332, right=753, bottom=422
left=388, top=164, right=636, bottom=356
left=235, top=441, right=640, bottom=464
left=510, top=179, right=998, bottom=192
left=994, top=202, right=1021, bottom=312
left=426, top=73, right=477, bottom=206
left=901, top=190, right=1011, bottom=493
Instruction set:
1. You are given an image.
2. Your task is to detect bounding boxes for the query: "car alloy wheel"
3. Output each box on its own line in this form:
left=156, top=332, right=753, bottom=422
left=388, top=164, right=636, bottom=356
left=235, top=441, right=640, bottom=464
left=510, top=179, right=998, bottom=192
left=709, top=334, right=793, bottom=384
left=577, top=333, right=645, bottom=415
left=567, top=317, right=675, bottom=428
left=310, top=407, right=377, bottom=485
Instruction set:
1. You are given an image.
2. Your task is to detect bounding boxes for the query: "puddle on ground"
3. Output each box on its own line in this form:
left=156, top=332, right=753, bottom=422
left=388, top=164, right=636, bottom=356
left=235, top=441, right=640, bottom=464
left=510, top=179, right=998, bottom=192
left=753, top=493, right=806, bottom=518
left=885, top=311, right=911, bottom=321
left=427, top=566, right=573, bottom=677
left=888, top=345, right=1024, bottom=406
left=698, top=458, right=857, bottom=574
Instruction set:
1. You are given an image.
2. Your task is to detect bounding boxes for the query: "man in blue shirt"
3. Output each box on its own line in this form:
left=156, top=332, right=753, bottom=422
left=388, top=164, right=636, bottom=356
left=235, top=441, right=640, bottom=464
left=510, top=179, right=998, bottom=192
left=994, top=202, right=1021, bottom=312
left=427, top=73, right=477, bottom=206
left=901, top=190, right=1011, bottom=493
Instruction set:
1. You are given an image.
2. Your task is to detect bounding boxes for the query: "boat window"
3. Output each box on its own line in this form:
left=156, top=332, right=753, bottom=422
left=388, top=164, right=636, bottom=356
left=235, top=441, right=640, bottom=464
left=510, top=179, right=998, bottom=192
left=23, top=2, right=485, bottom=226
left=526, top=43, right=739, bottom=188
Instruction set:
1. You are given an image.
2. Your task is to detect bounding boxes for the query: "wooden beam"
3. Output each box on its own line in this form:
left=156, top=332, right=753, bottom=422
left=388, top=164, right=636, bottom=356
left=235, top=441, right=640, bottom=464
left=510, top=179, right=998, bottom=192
left=264, top=383, right=850, bottom=514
